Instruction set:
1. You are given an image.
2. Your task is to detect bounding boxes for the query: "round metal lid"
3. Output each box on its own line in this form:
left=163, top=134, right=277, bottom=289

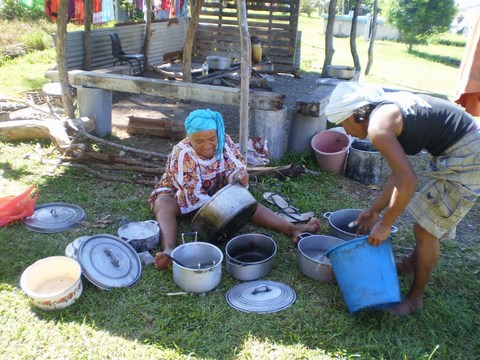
left=225, top=280, right=296, bottom=313
left=65, top=235, right=92, bottom=260
left=22, top=202, right=86, bottom=233
left=76, top=234, right=142, bottom=290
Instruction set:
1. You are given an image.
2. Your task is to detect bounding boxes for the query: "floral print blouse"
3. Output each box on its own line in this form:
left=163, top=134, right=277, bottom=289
left=149, top=134, right=246, bottom=214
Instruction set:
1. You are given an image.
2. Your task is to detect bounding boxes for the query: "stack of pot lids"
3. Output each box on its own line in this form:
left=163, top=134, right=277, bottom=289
left=65, top=235, right=92, bottom=260
left=22, top=202, right=86, bottom=233
left=76, top=234, right=142, bottom=290
left=226, top=280, right=296, bottom=313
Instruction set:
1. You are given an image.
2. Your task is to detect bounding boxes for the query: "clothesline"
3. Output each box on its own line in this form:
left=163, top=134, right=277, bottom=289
left=19, top=0, right=187, bottom=25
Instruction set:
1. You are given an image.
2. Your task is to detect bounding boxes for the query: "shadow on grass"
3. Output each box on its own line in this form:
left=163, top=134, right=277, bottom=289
left=0, top=162, right=32, bottom=181
left=409, top=49, right=461, bottom=68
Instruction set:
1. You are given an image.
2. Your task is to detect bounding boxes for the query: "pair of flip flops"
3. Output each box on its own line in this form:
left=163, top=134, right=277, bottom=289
left=263, top=192, right=314, bottom=224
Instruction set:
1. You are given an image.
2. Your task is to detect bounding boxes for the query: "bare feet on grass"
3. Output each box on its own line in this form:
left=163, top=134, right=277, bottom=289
left=154, top=252, right=172, bottom=270
left=387, top=297, right=424, bottom=315
left=291, top=217, right=321, bottom=244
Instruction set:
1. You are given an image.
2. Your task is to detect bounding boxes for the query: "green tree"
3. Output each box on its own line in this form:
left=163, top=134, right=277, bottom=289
left=0, top=0, right=47, bottom=20
left=384, top=0, right=457, bottom=51
left=300, top=0, right=319, bottom=17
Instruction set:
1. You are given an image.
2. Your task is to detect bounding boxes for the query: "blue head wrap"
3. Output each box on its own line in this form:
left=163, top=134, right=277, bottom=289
left=184, top=109, right=225, bottom=160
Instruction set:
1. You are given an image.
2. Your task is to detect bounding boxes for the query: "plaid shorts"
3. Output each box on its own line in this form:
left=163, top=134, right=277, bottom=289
left=407, top=128, right=480, bottom=239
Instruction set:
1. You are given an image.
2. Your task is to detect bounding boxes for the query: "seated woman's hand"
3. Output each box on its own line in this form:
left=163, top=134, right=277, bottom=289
left=231, top=168, right=249, bottom=187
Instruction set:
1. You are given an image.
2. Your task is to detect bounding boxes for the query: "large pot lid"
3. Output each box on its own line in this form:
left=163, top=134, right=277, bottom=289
left=22, top=202, right=86, bottom=233
left=226, top=280, right=296, bottom=313
left=77, top=234, right=142, bottom=290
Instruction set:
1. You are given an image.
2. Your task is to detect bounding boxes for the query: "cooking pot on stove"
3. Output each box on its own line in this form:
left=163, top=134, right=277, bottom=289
left=206, top=55, right=231, bottom=70
left=323, top=209, right=398, bottom=240
left=192, top=183, right=258, bottom=243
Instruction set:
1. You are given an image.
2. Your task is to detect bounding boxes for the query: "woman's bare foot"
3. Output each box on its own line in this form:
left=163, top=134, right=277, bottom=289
left=396, top=259, right=415, bottom=279
left=154, top=251, right=173, bottom=270
left=291, top=217, right=320, bottom=244
left=386, top=297, right=423, bottom=315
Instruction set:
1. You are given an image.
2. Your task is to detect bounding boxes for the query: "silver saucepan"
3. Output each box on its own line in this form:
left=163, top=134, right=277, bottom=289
left=225, top=233, right=277, bottom=281
left=323, top=209, right=398, bottom=240
left=170, top=233, right=223, bottom=294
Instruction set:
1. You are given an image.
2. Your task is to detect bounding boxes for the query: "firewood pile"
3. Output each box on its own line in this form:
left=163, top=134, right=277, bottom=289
left=0, top=97, right=319, bottom=186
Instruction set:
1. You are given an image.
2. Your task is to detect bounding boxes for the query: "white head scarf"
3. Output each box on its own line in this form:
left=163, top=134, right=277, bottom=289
left=325, top=82, right=432, bottom=125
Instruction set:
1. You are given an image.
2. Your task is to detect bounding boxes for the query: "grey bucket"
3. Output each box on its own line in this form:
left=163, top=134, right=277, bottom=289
left=345, top=140, right=383, bottom=185
left=250, top=106, right=289, bottom=160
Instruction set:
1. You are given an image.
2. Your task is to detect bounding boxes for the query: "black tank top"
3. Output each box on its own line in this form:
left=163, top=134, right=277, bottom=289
left=375, top=94, right=475, bottom=156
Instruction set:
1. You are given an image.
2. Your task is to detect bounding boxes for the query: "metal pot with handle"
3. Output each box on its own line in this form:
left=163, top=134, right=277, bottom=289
left=118, top=220, right=160, bottom=253
left=171, top=232, right=223, bottom=294
left=323, top=209, right=398, bottom=240
left=225, top=233, right=277, bottom=281
left=191, top=183, right=258, bottom=243
left=297, top=233, right=345, bottom=284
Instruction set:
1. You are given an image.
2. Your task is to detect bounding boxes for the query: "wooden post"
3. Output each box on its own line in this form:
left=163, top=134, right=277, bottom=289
left=237, top=0, right=250, bottom=157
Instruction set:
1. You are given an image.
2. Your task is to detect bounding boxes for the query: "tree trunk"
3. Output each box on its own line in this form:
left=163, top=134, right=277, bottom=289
left=143, top=0, right=153, bottom=66
left=321, top=0, right=337, bottom=78
left=236, top=0, right=250, bottom=157
left=56, top=0, right=75, bottom=118
left=182, top=0, right=205, bottom=82
left=365, top=0, right=378, bottom=75
left=83, top=0, right=93, bottom=70
left=349, top=0, right=362, bottom=72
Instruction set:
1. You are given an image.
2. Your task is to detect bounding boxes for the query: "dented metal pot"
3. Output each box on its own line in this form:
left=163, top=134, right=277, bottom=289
left=192, top=183, right=258, bottom=243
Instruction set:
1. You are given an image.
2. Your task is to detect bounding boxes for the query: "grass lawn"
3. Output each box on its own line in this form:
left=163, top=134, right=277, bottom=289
left=297, top=14, right=465, bottom=100
left=1, top=14, right=479, bottom=360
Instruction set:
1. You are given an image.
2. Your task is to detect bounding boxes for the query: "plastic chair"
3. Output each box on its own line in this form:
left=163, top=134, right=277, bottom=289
left=109, top=33, right=144, bottom=76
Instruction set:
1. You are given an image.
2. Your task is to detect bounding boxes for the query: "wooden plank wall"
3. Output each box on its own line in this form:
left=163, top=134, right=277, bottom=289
left=194, top=0, right=300, bottom=72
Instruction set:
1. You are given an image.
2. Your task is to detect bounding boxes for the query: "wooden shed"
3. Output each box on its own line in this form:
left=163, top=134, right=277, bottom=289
left=193, top=0, right=301, bottom=72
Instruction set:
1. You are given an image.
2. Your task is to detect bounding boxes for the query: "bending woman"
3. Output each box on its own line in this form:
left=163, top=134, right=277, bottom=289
left=325, top=82, right=480, bottom=315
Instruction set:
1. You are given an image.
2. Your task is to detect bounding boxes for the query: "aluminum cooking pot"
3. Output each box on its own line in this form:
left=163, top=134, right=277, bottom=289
left=118, top=220, right=160, bottom=253
left=297, top=233, right=345, bottom=284
left=323, top=209, right=398, bottom=240
left=326, top=65, right=355, bottom=80
left=171, top=233, right=223, bottom=294
left=192, top=183, right=258, bottom=243
left=225, top=233, right=277, bottom=281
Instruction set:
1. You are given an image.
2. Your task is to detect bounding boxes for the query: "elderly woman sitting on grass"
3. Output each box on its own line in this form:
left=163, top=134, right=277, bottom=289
left=149, top=109, right=320, bottom=269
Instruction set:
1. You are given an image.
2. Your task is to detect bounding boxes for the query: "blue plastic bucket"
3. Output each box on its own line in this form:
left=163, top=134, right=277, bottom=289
left=326, top=236, right=401, bottom=314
